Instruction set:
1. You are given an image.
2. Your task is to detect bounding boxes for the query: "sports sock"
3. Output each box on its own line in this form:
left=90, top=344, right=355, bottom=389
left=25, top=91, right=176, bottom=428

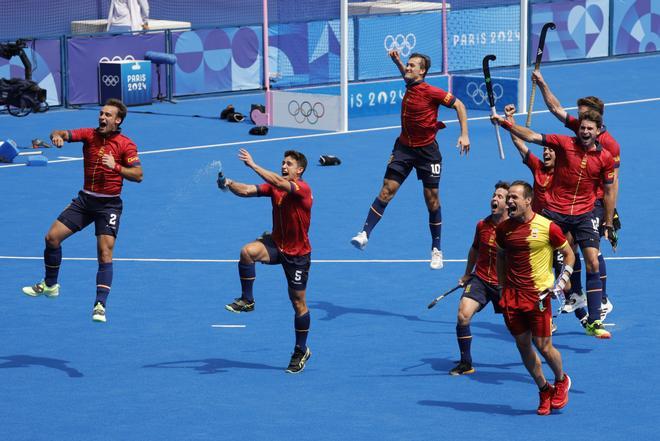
left=585, top=271, right=602, bottom=324
left=294, top=311, right=311, bottom=350
left=574, top=307, right=588, bottom=320
left=239, top=262, right=256, bottom=302
left=456, top=324, right=472, bottom=364
left=598, top=253, right=608, bottom=300
left=363, top=197, right=388, bottom=237
left=44, top=246, right=62, bottom=287
left=429, top=207, right=442, bottom=250
left=570, top=251, right=582, bottom=293
left=95, top=262, right=113, bottom=307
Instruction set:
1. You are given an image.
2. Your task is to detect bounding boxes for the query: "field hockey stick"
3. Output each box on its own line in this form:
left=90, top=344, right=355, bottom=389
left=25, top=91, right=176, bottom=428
left=427, top=279, right=469, bottom=309
left=482, top=55, right=504, bottom=160
left=526, top=22, right=556, bottom=127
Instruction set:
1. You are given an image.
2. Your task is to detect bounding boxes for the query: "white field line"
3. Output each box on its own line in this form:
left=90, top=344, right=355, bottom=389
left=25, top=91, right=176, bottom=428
left=1, top=255, right=658, bottom=263
left=2, top=97, right=659, bottom=169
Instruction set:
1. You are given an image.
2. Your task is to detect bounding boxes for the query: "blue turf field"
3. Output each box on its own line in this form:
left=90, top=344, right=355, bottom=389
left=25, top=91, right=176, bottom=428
left=1, top=53, right=659, bottom=440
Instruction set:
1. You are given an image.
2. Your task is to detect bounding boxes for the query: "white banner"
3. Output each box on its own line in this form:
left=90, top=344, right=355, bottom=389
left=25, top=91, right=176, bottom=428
left=271, top=91, right=341, bottom=131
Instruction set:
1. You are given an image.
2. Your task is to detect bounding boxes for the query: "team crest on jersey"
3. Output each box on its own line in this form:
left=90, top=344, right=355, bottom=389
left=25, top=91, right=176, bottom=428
left=531, top=228, right=539, bottom=238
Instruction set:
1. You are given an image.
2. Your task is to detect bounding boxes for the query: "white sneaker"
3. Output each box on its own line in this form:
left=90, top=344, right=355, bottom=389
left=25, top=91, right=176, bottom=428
left=430, top=248, right=443, bottom=270
left=92, top=302, right=107, bottom=323
left=561, top=291, right=587, bottom=313
left=350, top=231, right=368, bottom=250
left=600, top=297, right=613, bottom=321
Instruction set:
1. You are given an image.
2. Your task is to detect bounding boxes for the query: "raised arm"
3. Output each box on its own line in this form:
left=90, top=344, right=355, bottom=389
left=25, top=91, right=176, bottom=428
left=389, top=50, right=406, bottom=77
left=452, top=98, right=470, bottom=155
left=224, top=178, right=258, bottom=198
left=238, top=148, right=292, bottom=192
left=532, top=70, right=568, bottom=123
left=504, top=104, right=529, bottom=159
left=491, top=113, right=544, bottom=145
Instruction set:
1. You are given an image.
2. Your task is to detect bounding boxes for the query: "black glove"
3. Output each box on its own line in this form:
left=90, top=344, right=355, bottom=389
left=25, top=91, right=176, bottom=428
left=604, top=225, right=618, bottom=250
left=613, top=209, right=621, bottom=231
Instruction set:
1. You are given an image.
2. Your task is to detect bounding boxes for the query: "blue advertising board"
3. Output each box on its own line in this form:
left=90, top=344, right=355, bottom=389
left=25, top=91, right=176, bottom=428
left=451, top=75, right=517, bottom=112
left=357, top=12, right=443, bottom=80
left=99, top=60, right=152, bottom=106
left=447, top=5, right=520, bottom=71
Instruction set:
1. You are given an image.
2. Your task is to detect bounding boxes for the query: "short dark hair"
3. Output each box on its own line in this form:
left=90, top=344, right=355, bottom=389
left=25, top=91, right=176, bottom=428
left=285, top=150, right=307, bottom=176
left=577, top=96, right=604, bottom=115
left=579, top=109, right=603, bottom=129
left=409, top=52, right=431, bottom=77
left=104, top=98, right=127, bottom=125
left=495, top=180, right=510, bottom=191
left=510, top=180, right=533, bottom=199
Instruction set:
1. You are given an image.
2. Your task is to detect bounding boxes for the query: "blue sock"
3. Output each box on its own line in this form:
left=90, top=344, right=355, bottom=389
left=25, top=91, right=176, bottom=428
left=570, top=251, right=582, bottom=293
left=294, top=311, right=311, bottom=350
left=363, top=197, right=388, bottom=237
left=456, top=324, right=472, bottom=364
left=574, top=307, right=588, bottom=320
left=239, top=262, right=256, bottom=302
left=585, top=271, right=602, bottom=324
left=44, top=246, right=62, bottom=287
left=429, top=207, right=442, bottom=250
left=95, top=262, right=113, bottom=306
left=598, top=253, right=608, bottom=300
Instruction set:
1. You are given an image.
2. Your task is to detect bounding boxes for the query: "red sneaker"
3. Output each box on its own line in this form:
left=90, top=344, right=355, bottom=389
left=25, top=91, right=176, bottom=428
left=537, top=384, right=555, bottom=415
left=551, top=373, right=571, bottom=409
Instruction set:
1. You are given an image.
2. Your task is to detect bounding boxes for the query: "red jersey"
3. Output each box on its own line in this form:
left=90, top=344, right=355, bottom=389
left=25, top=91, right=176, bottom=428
left=69, top=128, right=141, bottom=196
left=398, top=81, right=456, bottom=148
left=257, top=180, right=312, bottom=256
left=542, top=134, right=615, bottom=215
left=523, top=151, right=553, bottom=213
left=496, top=213, right=568, bottom=310
left=471, top=216, right=499, bottom=286
left=565, top=115, right=620, bottom=199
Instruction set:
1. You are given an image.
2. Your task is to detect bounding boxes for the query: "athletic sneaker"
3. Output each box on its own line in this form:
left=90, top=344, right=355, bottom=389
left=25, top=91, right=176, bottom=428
left=449, top=361, right=474, bottom=376
left=430, top=248, right=444, bottom=270
left=92, top=302, right=106, bottom=323
left=350, top=231, right=368, bottom=250
left=561, top=290, right=587, bottom=313
left=579, top=316, right=588, bottom=328
left=585, top=320, right=611, bottom=339
left=22, top=280, right=60, bottom=298
left=551, top=374, right=571, bottom=409
left=537, top=384, right=556, bottom=416
left=600, top=297, right=614, bottom=321
left=285, top=345, right=311, bottom=374
left=225, top=297, right=255, bottom=313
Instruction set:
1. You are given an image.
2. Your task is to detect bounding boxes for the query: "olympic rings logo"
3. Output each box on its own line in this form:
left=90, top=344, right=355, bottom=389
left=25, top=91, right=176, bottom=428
left=99, top=55, right=136, bottom=63
left=102, top=75, right=120, bottom=87
left=465, top=81, right=504, bottom=106
left=288, top=100, right=325, bottom=125
left=384, top=33, right=417, bottom=57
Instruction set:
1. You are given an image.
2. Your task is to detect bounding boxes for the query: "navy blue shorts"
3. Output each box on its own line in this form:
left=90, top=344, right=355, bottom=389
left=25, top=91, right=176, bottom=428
left=384, top=139, right=442, bottom=188
left=542, top=209, right=599, bottom=249
left=592, top=199, right=606, bottom=237
left=461, top=276, right=503, bottom=314
left=259, top=235, right=311, bottom=291
left=57, top=191, right=123, bottom=237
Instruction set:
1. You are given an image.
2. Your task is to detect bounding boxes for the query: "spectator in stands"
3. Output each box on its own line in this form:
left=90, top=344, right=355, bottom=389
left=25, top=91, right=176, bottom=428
left=107, top=0, right=150, bottom=33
